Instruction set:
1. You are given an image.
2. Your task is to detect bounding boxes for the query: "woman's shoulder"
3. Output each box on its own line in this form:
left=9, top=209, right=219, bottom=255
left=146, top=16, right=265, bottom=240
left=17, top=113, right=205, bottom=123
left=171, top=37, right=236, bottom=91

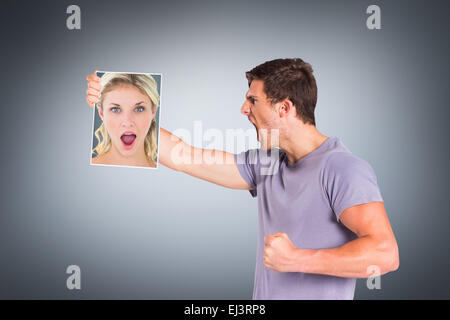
left=91, top=154, right=105, bottom=165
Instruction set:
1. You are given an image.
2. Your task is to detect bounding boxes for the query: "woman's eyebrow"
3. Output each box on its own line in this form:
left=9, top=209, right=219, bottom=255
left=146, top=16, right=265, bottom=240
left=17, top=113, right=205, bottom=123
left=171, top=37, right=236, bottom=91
left=108, top=101, right=146, bottom=106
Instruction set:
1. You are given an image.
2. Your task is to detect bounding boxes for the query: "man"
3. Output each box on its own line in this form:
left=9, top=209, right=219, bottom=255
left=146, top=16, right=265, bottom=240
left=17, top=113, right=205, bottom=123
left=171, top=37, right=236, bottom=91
left=86, top=58, right=399, bottom=299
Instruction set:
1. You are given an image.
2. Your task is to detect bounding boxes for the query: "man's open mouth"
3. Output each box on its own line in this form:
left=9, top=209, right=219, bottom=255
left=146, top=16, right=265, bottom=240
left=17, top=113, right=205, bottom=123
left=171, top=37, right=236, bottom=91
left=248, top=118, right=259, bottom=140
left=248, top=117, right=257, bottom=130
left=120, top=132, right=137, bottom=149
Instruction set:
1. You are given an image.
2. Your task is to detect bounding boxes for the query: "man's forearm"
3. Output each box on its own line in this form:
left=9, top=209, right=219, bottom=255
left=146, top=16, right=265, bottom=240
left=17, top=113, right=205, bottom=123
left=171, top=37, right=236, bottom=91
left=159, top=127, right=202, bottom=172
left=158, top=127, right=231, bottom=171
left=294, top=235, right=399, bottom=278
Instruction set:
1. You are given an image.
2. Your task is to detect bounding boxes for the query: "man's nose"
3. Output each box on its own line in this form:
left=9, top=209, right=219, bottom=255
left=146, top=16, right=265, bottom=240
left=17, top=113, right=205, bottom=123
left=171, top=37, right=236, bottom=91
left=241, top=101, right=250, bottom=116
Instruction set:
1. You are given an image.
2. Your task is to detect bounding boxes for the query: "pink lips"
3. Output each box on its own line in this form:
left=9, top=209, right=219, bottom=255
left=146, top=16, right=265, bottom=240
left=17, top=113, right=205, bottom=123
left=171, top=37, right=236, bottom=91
left=120, top=131, right=137, bottom=150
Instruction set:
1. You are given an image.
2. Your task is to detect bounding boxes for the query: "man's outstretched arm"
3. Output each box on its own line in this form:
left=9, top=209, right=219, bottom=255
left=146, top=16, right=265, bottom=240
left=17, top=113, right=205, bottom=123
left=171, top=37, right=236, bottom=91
left=158, top=128, right=252, bottom=190
left=263, top=201, right=400, bottom=278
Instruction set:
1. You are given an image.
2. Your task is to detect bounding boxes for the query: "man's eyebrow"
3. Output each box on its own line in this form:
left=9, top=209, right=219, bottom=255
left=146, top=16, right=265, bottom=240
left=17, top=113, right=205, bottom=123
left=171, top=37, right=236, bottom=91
left=246, top=94, right=257, bottom=100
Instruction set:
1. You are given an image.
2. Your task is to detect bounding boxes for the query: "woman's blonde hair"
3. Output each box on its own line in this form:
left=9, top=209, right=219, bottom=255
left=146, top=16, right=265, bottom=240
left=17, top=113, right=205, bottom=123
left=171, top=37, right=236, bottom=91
left=92, top=73, right=160, bottom=164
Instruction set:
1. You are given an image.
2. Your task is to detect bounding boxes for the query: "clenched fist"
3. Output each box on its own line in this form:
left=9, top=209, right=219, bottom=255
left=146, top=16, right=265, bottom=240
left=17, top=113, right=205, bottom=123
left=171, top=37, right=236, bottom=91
left=263, top=232, right=300, bottom=272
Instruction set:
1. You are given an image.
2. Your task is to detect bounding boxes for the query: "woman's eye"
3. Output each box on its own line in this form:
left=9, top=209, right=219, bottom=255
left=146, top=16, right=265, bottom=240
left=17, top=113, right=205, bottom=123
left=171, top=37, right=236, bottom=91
left=135, top=106, right=145, bottom=112
left=110, top=107, right=120, bottom=113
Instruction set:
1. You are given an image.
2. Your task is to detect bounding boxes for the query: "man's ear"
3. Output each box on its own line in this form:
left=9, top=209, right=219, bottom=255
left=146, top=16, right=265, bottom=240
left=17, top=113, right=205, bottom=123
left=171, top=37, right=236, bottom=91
left=278, top=98, right=295, bottom=118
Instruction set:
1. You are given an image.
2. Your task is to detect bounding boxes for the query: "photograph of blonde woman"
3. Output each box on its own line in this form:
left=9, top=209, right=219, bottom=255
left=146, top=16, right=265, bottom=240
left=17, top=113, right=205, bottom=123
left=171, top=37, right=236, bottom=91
left=88, top=71, right=161, bottom=168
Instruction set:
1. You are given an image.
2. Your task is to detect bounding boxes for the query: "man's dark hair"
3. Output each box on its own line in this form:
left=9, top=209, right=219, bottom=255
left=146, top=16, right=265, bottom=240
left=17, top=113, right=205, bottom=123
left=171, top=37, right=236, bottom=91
left=245, top=58, right=317, bottom=126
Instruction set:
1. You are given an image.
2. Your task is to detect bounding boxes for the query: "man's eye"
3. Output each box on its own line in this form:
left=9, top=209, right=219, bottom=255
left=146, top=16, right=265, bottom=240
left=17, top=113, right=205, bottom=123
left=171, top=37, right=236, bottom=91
left=135, top=106, right=145, bottom=112
left=110, top=107, right=120, bottom=113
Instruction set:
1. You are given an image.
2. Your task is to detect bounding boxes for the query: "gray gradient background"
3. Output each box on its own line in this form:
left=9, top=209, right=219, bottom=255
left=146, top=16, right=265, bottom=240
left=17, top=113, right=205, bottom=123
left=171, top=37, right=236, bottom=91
left=0, top=0, right=449, bottom=299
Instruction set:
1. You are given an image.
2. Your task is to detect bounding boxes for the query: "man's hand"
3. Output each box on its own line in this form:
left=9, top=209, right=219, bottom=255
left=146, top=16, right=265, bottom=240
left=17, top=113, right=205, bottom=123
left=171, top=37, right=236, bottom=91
left=262, top=203, right=400, bottom=278
left=264, top=232, right=300, bottom=272
left=86, top=70, right=101, bottom=107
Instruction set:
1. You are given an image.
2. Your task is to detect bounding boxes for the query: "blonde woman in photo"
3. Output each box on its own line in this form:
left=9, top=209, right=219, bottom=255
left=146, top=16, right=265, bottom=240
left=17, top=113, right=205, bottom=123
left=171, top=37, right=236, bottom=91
left=89, top=72, right=160, bottom=168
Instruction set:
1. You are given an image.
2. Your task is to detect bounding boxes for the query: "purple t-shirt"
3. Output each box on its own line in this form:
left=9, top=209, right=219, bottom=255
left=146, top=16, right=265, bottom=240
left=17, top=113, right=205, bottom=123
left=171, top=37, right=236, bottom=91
left=234, top=136, right=383, bottom=300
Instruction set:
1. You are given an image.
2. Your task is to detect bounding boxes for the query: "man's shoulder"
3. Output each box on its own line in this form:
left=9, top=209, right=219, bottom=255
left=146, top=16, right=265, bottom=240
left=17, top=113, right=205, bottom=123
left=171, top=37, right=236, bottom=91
left=323, top=150, right=374, bottom=178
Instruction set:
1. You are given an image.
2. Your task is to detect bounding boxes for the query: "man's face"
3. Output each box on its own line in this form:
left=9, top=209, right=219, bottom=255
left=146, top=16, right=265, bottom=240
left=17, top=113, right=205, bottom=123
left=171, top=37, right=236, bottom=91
left=240, top=80, right=279, bottom=149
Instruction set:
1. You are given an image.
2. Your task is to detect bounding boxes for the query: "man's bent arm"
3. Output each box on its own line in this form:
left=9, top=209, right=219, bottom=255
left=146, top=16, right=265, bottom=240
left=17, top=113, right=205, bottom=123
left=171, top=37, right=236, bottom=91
left=293, top=202, right=399, bottom=278
left=158, top=128, right=252, bottom=190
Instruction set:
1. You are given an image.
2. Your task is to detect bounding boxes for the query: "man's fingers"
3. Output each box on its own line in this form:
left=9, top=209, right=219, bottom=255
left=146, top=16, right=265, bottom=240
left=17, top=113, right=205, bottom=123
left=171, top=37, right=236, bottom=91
left=88, top=81, right=101, bottom=91
left=264, top=235, right=270, bottom=246
left=87, top=87, right=100, bottom=96
left=265, top=232, right=287, bottom=244
left=86, top=74, right=99, bottom=82
left=279, top=232, right=288, bottom=239
left=271, top=232, right=289, bottom=241
left=86, top=98, right=95, bottom=108
left=86, top=73, right=101, bottom=82
left=86, top=71, right=101, bottom=108
left=264, top=235, right=274, bottom=246
left=87, top=94, right=99, bottom=107
left=87, top=80, right=102, bottom=92
left=87, top=94, right=98, bottom=103
left=272, top=232, right=286, bottom=237
left=86, top=96, right=94, bottom=108
left=86, top=91, right=100, bottom=104
left=87, top=94, right=99, bottom=103
left=265, top=233, right=285, bottom=246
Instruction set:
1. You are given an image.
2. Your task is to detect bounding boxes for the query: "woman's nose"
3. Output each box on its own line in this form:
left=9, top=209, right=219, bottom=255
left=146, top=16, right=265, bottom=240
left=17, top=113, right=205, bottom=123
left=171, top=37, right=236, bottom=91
left=120, top=111, right=135, bottom=127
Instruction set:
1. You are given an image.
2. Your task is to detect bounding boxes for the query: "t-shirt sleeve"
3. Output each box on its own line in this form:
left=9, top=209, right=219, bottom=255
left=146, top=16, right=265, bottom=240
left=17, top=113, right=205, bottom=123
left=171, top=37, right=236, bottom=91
left=234, top=149, right=258, bottom=197
left=323, top=152, right=384, bottom=222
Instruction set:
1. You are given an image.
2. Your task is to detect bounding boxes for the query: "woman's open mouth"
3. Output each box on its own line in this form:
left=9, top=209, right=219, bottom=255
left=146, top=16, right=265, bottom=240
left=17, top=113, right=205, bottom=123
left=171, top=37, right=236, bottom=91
left=120, top=131, right=137, bottom=150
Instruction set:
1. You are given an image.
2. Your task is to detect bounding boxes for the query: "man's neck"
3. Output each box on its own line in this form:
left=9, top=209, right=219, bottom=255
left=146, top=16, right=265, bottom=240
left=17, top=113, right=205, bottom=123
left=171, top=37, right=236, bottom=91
left=280, top=124, right=329, bottom=165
